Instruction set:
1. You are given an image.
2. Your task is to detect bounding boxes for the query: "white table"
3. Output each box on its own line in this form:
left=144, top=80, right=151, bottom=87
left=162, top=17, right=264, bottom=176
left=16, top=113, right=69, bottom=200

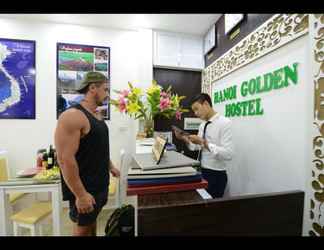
left=0, top=180, right=62, bottom=236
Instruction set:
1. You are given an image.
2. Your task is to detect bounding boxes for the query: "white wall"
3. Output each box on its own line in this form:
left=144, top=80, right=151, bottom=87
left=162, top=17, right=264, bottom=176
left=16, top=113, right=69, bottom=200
left=0, top=18, right=153, bottom=176
left=212, top=35, right=312, bottom=198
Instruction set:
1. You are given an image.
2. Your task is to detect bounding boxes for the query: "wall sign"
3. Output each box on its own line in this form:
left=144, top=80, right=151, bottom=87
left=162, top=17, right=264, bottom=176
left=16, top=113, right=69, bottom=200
left=202, top=14, right=309, bottom=96
left=56, top=42, right=110, bottom=119
left=0, top=38, right=36, bottom=119
left=213, top=62, right=299, bottom=117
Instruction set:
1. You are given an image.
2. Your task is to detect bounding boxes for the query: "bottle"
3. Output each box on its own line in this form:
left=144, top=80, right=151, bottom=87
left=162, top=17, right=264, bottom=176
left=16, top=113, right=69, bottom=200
left=42, top=152, right=48, bottom=169
left=53, top=149, right=58, bottom=168
left=47, top=145, right=54, bottom=169
left=36, top=149, right=46, bottom=168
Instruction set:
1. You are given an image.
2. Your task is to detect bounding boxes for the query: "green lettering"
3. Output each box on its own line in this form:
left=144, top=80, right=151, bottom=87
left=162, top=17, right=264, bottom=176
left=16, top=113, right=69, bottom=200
left=255, top=76, right=263, bottom=94
left=255, top=98, right=264, bottom=115
left=219, top=91, right=224, bottom=102
left=224, top=88, right=231, bottom=100
left=241, top=101, right=249, bottom=116
left=248, top=79, right=257, bottom=95
left=225, top=104, right=232, bottom=117
left=263, top=73, right=273, bottom=92
left=284, top=63, right=298, bottom=86
left=235, top=103, right=241, bottom=116
left=214, top=92, right=218, bottom=104
left=232, top=85, right=237, bottom=100
left=273, top=68, right=284, bottom=89
left=241, top=81, right=249, bottom=97
left=248, top=99, right=256, bottom=115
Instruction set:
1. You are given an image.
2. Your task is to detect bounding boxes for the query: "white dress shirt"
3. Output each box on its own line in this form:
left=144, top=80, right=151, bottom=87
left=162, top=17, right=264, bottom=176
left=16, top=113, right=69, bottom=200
left=187, top=113, right=234, bottom=171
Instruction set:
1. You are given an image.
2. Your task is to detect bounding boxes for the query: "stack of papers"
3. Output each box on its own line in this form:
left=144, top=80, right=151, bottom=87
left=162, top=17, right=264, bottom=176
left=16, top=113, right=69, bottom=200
left=128, top=166, right=197, bottom=180
left=128, top=151, right=202, bottom=187
left=133, top=151, right=199, bottom=171
left=127, top=174, right=202, bottom=187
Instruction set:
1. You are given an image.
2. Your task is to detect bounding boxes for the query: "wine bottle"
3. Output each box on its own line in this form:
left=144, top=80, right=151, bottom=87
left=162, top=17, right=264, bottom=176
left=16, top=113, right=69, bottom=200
left=42, top=152, right=48, bottom=169
left=47, top=145, right=54, bottom=169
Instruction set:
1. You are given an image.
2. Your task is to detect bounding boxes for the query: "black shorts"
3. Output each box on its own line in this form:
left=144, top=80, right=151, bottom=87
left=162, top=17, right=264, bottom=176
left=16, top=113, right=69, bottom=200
left=68, top=191, right=108, bottom=226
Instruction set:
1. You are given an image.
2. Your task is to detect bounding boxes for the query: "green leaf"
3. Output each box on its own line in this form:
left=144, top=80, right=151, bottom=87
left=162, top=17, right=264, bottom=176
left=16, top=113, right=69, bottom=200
left=128, top=82, right=134, bottom=89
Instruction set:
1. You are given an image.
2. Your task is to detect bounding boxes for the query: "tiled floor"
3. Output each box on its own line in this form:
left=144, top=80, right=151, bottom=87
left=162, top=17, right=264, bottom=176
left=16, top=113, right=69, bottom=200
left=20, top=207, right=113, bottom=236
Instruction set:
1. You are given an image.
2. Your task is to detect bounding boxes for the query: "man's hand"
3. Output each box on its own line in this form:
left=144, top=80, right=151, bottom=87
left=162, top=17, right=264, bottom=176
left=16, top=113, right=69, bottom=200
left=109, top=161, right=120, bottom=177
left=174, top=130, right=191, bottom=144
left=188, top=135, right=204, bottom=145
left=188, top=135, right=210, bottom=150
left=75, top=192, right=96, bottom=214
left=110, top=166, right=120, bottom=177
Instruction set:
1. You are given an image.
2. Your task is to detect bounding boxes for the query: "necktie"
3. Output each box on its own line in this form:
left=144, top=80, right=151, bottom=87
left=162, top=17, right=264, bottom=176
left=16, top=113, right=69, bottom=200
left=197, top=121, right=211, bottom=162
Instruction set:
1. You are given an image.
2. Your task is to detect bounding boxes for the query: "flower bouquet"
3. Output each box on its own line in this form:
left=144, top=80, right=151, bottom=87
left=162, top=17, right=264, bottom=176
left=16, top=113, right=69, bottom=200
left=111, top=80, right=188, bottom=137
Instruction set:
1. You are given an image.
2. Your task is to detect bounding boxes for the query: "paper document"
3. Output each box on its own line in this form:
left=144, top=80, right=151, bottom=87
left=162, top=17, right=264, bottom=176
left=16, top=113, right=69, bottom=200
left=128, top=166, right=197, bottom=175
left=128, top=165, right=197, bottom=179
left=133, top=151, right=199, bottom=171
left=196, top=188, right=213, bottom=199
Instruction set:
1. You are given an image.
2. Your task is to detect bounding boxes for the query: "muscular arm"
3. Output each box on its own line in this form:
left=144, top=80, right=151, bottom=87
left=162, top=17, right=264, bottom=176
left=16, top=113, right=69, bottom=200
left=54, top=110, right=88, bottom=199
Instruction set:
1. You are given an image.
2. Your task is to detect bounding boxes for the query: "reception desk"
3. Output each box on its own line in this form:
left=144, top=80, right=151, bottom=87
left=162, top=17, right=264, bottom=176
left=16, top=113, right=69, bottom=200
left=137, top=190, right=304, bottom=236
left=124, top=151, right=304, bottom=236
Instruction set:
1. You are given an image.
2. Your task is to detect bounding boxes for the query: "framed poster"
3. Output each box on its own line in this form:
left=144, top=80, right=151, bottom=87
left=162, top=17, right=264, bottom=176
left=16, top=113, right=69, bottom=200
left=204, top=24, right=216, bottom=54
left=56, top=42, right=110, bottom=120
left=224, top=14, right=244, bottom=35
left=0, top=38, right=36, bottom=119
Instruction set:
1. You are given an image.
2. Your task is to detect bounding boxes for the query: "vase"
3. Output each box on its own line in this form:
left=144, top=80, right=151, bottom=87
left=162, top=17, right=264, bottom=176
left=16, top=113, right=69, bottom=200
left=154, top=115, right=173, bottom=132
left=143, top=119, right=154, bottom=138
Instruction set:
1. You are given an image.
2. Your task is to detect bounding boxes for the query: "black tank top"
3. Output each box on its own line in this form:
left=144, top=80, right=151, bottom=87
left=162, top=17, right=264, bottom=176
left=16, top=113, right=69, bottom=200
left=61, top=104, right=110, bottom=200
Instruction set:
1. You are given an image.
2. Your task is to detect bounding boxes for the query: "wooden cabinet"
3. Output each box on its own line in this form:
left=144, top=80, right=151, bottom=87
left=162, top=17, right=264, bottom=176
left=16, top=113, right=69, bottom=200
left=153, top=31, right=204, bottom=71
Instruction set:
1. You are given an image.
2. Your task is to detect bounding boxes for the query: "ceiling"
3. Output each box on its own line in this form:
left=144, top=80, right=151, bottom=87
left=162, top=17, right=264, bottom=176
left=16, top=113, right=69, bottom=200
left=0, top=14, right=222, bottom=36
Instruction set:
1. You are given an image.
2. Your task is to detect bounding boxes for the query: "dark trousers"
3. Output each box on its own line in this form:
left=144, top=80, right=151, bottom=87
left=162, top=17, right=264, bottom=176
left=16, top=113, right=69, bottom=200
left=201, top=168, right=227, bottom=198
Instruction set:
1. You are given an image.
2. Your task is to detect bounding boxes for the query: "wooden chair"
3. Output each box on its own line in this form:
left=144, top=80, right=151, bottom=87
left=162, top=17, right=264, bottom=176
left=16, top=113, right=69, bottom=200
left=10, top=201, right=52, bottom=236
left=0, top=155, right=29, bottom=207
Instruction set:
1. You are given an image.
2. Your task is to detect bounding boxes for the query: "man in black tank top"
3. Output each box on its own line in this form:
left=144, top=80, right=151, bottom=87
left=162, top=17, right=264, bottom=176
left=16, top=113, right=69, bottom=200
left=54, top=72, right=120, bottom=236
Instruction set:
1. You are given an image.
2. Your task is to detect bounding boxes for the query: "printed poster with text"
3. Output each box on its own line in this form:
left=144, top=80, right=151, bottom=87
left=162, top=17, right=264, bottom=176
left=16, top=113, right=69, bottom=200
left=57, top=43, right=110, bottom=120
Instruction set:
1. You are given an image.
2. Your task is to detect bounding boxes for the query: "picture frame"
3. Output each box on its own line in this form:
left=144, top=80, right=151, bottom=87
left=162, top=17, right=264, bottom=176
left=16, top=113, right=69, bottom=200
left=56, top=42, right=110, bottom=120
left=224, top=14, right=244, bottom=35
left=204, top=24, right=217, bottom=55
left=0, top=38, right=36, bottom=119
left=184, top=117, right=203, bottom=130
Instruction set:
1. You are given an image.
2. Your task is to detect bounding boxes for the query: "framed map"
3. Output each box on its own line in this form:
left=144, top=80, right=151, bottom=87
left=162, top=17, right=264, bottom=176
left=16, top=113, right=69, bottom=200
left=0, top=38, right=36, bottom=119
left=56, top=42, right=110, bottom=120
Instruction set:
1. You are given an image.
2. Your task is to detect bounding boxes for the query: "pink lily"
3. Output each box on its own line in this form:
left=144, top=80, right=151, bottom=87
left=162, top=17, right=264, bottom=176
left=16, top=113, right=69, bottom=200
left=121, top=90, right=129, bottom=97
left=175, top=110, right=182, bottom=120
left=160, top=91, right=168, bottom=98
left=160, top=98, right=171, bottom=111
left=119, top=97, right=127, bottom=112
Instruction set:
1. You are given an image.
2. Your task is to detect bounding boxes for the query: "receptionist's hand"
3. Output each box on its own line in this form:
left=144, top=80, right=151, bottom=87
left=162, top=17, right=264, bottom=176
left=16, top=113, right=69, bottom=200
left=174, top=130, right=191, bottom=144
left=188, top=135, right=204, bottom=145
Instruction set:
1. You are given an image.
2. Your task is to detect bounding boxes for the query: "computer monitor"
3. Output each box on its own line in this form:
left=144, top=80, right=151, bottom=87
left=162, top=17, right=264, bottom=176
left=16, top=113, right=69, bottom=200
left=152, top=136, right=168, bottom=165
